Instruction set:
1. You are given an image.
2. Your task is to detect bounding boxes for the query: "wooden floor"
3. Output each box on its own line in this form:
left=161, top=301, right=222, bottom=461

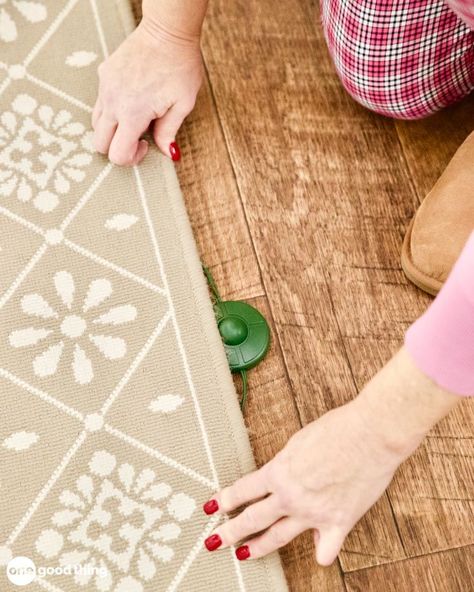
left=130, top=1, right=474, bottom=590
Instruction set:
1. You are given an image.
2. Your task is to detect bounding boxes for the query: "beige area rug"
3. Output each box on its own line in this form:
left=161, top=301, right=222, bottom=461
left=0, top=2, right=288, bottom=590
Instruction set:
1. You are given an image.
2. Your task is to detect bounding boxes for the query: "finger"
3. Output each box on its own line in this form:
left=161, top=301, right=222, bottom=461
left=93, top=115, right=117, bottom=155
left=91, top=98, right=102, bottom=130
left=108, top=120, right=148, bottom=166
left=314, top=526, right=346, bottom=566
left=235, top=517, right=305, bottom=561
left=206, top=466, right=270, bottom=514
left=152, top=103, right=189, bottom=158
left=207, top=495, right=283, bottom=549
left=131, top=139, right=149, bottom=166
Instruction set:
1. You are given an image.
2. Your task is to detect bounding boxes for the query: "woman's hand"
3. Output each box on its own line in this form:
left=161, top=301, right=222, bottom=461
left=92, top=19, right=203, bottom=165
left=203, top=400, right=404, bottom=565
left=202, top=348, right=459, bottom=564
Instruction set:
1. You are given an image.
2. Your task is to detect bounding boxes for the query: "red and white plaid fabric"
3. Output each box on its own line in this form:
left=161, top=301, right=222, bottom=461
left=321, top=0, right=474, bottom=119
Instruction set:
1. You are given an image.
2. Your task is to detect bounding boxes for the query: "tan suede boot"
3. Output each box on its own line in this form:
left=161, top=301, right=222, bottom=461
left=401, top=130, right=474, bottom=296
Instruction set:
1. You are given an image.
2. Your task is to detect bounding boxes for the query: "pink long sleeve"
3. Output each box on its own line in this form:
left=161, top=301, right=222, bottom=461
left=444, top=0, right=474, bottom=29
left=405, top=232, right=474, bottom=397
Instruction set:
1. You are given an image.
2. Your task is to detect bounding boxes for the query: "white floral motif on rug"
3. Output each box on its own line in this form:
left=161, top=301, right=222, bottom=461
left=35, top=450, right=196, bottom=591
left=9, top=271, right=137, bottom=384
left=0, top=94, right=93, bottom=213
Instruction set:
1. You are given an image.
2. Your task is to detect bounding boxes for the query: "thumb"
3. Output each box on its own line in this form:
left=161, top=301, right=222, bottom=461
left=313, top=527, right=346, bottom=566
left=152, top=103, right=188, bottom=159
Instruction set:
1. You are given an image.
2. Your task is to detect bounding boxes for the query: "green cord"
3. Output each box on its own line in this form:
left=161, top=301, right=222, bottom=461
left=239, top=370, right=248, bottom=411
left=202, top=264, right=222, bottom=303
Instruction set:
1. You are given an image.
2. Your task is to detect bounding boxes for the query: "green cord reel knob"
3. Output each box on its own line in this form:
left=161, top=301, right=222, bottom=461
left=202, top=265, right=271, bottom=410
left=215, top=300, right=270, bottom=372
left=219, top=315, right=248, bottom=346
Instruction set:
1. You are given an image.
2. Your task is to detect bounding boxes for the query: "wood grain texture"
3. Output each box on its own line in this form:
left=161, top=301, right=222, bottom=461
left=176, top=76, right=265, bottom=302
left=344, top=545, right=474, bottom=592
left=175, top=66, right=345, bottom=587
left=387, top=400, right=474, bottom=557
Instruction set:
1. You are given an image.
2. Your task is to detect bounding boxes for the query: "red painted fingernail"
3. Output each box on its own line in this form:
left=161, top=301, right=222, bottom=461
left=169, top=142, right=181, bottom=161
left=204, top=534, right=222, bottom=551
left=236, top=545, right=250, bottom=561
left=203, top=499, right=219, bottom=515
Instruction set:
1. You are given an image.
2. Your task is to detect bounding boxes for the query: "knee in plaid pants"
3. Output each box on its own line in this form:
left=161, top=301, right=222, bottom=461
left=321, top=0, right=474, bottom=119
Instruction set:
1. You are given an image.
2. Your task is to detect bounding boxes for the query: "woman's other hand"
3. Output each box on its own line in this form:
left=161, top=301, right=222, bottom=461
left=92, top=18, right=203, bottom=165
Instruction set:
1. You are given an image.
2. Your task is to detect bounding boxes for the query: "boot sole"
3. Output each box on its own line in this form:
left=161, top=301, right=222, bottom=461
left=401, top=218, right=442, bottom=297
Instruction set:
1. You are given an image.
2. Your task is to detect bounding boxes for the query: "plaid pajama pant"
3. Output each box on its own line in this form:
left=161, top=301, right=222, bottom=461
left=321, top=0, right=474, bottom=119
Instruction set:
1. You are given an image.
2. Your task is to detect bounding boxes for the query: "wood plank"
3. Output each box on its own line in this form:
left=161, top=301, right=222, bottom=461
left=387, top=400, right=474, bottom=558
left=201, top=0, right=413, bottom=571
left=344, top=545, right=474, bottom=592
left=176, top=76, right=265, bottom=301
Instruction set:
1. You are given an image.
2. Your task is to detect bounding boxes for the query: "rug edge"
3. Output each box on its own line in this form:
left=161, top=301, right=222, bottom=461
left=161, top=156, right=290, bottom=592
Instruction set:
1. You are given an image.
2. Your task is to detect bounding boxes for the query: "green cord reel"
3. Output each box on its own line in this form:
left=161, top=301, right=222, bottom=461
left=203, top=266, right=270, bottom=410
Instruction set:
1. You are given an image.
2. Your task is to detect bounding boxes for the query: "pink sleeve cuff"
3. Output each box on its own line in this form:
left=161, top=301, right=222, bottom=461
left=405, top=232, right=474, bottom=397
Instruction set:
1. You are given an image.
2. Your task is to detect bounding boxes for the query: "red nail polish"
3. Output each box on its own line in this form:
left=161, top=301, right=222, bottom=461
left=203, top=499, right=219, bottom=515
left=169, top=142, right=181, bottom=161
left=236, top=545, right=250, bottom=561
left=204, top=534, right=222, bottom=552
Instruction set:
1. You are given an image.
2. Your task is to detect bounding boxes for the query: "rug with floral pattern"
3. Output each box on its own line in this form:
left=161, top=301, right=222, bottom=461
left=0, top=2, right=288, bottom=590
